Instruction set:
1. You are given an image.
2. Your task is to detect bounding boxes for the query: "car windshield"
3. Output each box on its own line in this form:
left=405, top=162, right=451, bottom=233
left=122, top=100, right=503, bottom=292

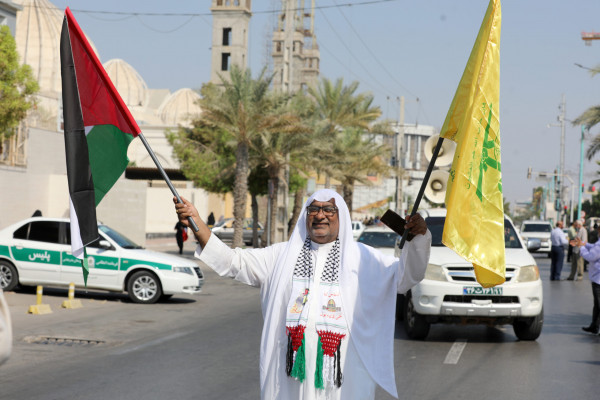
left=426, top=216, right=522, bottom=249
left=522, top=223, right=551, bottom=233
left=99, top=225, right=143, bottom=249
left=358, top=231, right=398, bottom=248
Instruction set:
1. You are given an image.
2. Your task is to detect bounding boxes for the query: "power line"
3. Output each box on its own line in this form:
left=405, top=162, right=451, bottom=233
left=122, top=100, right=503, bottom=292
left=27, top=0, right=400, bottom=18
left=330, top=0, right=418, bottom=100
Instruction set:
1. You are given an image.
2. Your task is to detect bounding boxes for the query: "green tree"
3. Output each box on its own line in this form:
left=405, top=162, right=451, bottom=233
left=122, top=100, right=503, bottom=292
left=573, top=64, right=600, bottom=159
left=250, top=91, right=312, bottom=244
left=329, top=127, right=392, bottom=212
left=308, top=78, right=382, bottom=185
left=0, top=25, right=38, bottom=154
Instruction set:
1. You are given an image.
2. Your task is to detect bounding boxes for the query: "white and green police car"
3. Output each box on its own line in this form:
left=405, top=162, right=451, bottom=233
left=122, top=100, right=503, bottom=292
left=0, top=217, right=204, bottom=304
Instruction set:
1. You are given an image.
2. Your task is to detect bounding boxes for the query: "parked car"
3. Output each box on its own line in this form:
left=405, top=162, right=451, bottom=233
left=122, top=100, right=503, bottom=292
left=357, top=226, right=399, bottom=256
left=211, top=218, right=263, bottom=246
left=397, top=209, right=543, bottom=341
left=519, top=220, right=553, bottom=256
left=351, top=220, right=365, bottom=241
left=0, top=217, right=204, bottom=304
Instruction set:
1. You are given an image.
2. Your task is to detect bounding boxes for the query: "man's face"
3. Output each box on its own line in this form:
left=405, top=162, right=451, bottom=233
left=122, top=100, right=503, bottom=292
left=306, top=198, right=340, bottom=244
left=558, top=221, right=564, bottom=229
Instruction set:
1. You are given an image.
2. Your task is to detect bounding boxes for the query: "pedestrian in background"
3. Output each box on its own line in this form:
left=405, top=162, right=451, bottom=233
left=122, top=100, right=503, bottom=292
left=568, top=220, right=587, bottom=281
left=570, top=236, right=600, bottom=335
left=174, top=221, right=187, bottom=254
left=550, top=221, right=568, bottom=281
left=567, top=221, right=577, bottom=262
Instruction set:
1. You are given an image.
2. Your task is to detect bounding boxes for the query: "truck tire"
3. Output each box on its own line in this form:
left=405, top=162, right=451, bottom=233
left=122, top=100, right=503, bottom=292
left=513, top=308, right=543, bottom=341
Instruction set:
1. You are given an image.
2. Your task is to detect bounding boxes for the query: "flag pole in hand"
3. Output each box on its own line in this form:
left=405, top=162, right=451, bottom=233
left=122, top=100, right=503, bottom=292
left=398, top=137, right=444, bottom=249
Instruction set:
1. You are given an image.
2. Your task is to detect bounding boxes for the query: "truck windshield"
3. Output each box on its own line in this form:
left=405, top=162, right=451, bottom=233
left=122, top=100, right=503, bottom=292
left=522, top=224, right=551, bottom=233
left=426, top=216, right=522, bottom=249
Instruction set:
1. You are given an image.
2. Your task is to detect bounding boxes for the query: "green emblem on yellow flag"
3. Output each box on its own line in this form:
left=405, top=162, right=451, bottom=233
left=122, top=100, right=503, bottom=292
left=439, top=0, right=505, bottom=288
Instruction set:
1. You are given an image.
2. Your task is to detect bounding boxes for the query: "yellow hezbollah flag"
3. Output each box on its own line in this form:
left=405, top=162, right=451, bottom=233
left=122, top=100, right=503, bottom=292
left=439, top=0, right=504, bottom=288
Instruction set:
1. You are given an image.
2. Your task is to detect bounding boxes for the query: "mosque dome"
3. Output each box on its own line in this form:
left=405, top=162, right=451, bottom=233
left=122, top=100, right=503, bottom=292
left=14, top=0, right=64, bottom=95
left=157, top=88, right=202, bottom=127
left=103, top=59, right=149, bottom=108
left=14, top=0, right=100, bottom=96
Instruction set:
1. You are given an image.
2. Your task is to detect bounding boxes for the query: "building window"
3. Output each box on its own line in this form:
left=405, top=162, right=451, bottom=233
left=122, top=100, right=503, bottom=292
left=221, top=53, right=231, bottom=71
left=222, top=27, right=232, bottom=46
left=276, top=41, right=282, bottom=52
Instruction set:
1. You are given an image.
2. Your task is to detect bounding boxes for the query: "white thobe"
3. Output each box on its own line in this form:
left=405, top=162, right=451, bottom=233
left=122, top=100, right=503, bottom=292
left=196, top=230, right=431, bottom=400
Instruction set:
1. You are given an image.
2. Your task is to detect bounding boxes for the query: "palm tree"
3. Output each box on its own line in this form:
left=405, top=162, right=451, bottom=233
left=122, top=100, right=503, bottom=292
left=329, top=127, right=393, bottom=212
left=196, top=65, right=285, bottom=248
left=251, top=91, right=314, bottom=244
left=573, top=64, right=600, bottom=159
left=308, top=78, right=383, bottom=186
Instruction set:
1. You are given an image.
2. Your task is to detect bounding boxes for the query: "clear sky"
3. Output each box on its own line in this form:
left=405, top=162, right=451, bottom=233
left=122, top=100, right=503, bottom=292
left=50, top=0, right=600, bottom=210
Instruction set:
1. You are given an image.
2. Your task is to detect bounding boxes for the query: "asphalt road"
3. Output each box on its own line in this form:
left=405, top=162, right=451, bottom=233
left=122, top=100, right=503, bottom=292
left=1, top=245, right=599, bottom=400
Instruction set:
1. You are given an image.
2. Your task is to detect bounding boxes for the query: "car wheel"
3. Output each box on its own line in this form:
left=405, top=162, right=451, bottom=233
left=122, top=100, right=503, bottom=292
left=0, top=260, right=18, bottom=292
left=403, top=292, right=430, bottom=340
left=127, top=270, right=162, bottom=304
left=513, top=308, right=543, bottom=341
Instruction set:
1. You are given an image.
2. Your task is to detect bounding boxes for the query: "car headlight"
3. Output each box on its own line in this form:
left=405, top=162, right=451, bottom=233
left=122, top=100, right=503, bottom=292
left=172, top=266, right=194, bottom=275
left=513, top=265, right=539, bottom=283
left=424, top=264, right=447, bottom=282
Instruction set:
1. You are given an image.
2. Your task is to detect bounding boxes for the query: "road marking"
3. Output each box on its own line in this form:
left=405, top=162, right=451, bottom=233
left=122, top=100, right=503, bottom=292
left=444, top=340, right=468, bottom=364
left=112, top=331, right=191, bottom=355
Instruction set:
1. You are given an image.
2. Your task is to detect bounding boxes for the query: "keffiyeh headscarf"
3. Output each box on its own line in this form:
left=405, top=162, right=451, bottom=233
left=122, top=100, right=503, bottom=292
left=279, top=190, right=354, bottom=389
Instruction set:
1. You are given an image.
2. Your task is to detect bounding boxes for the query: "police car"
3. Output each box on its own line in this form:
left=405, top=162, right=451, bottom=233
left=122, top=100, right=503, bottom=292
left=0, top=217, right=204, bottom=304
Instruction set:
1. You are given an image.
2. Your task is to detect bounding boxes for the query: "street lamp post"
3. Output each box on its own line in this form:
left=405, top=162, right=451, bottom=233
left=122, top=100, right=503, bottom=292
left=577, top=125, right=587, bottom=220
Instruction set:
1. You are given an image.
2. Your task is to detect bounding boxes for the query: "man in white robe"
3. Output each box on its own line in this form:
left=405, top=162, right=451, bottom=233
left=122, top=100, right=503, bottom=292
left=175, top=189, right=431, bottom=399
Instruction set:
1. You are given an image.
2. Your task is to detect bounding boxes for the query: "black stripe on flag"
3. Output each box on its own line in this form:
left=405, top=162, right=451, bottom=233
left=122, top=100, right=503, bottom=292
left=60, top=17, right=99, bottom=247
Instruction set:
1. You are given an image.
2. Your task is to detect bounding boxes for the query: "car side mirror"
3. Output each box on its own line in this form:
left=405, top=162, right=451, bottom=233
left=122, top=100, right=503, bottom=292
left=527, top=238, right=541, bottom=253
left=99, top=240, right=113, bottom=250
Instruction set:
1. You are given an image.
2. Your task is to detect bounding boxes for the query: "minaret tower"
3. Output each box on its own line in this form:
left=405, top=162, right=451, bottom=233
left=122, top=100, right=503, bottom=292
left=210, top=1, right=252, bottom=85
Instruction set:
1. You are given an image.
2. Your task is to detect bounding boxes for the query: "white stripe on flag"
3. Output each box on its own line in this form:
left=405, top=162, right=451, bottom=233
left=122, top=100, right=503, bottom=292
left=69, top=196, right=84, bottom=259
left=84, top=126, right=93, bottom=136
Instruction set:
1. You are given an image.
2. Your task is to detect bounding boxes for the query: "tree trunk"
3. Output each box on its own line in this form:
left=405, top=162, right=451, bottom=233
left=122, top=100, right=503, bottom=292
left=343, top=182, right=354, bottom=214
left=269, top=175, right=279, bottom=244
left=232, top=142, right=249, bottom=248
left=251, top=193, right=260, bottom=247
left=288, top=186, right=306, bottom=239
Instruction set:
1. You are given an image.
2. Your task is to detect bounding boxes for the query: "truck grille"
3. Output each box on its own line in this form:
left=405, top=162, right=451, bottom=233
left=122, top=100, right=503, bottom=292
left=446, top=266, right=515, bottom=282
left=444, top=295, right=519, bottom=304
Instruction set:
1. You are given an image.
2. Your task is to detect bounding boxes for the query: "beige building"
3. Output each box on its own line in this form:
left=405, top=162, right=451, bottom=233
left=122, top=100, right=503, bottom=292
left=271, top=0, right=319, bottom=93
left=210, top=0, right=251, bottom=85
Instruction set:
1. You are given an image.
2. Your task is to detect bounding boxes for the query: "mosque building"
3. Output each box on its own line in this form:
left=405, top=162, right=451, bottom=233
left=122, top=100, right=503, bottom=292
left=0, top=0, right=225, bottom=245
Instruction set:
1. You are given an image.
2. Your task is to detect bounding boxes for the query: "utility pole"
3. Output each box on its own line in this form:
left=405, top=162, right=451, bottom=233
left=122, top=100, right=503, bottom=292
left=548, top=95, right=566, bottom=215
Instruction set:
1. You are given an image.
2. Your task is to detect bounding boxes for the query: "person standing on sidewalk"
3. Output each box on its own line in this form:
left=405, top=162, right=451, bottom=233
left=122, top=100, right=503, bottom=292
left=174, top=221, right=187, bottom=254
left=550, top=221, right=568, bottom=281
left=568, top=220, right=587, bottom=280
left=570, top=236, right=600, bottom=335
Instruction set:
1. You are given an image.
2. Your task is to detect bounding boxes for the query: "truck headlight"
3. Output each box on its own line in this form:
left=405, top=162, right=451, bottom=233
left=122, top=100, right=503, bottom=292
left=424, top=264, right=447, bottom=281
left=513, top=265, right=539, bottom=282
left=173, top=266, right=194, bottom=275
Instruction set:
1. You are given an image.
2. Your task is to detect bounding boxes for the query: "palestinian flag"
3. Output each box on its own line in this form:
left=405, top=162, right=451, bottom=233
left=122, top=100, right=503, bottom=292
left=60, top=7, right=141, bottom=284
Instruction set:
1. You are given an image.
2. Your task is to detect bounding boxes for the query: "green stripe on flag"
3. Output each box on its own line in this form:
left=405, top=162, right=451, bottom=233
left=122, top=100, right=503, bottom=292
left=86, top=124, right=134, bottom=205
